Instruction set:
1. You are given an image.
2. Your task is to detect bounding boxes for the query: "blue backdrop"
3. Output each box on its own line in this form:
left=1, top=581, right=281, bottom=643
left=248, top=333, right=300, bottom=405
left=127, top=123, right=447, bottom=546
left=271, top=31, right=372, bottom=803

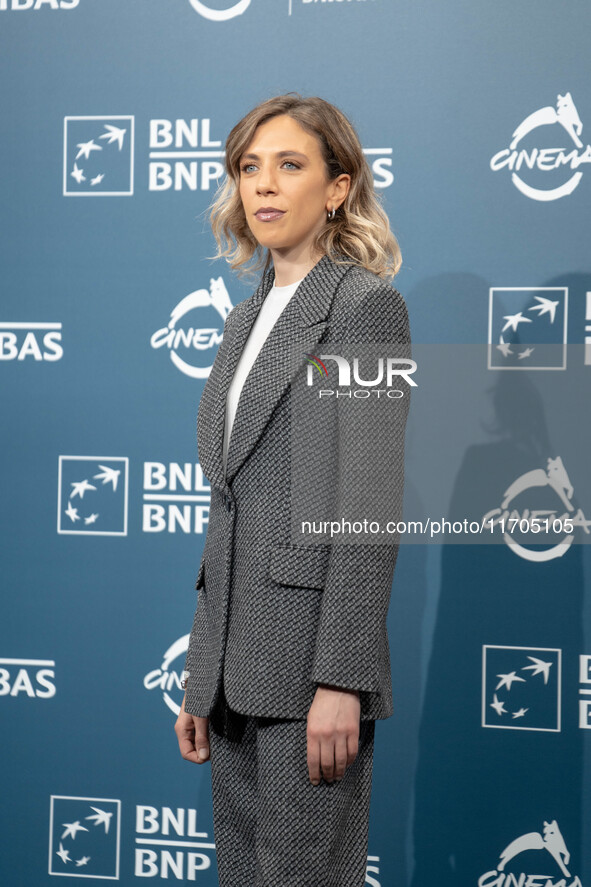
left=2, top=1, right=590, bottom=885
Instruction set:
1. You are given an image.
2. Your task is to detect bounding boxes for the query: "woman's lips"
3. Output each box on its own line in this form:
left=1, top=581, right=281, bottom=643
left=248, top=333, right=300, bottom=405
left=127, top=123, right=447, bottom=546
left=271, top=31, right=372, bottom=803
left=255, top=209, right=285, bottom=222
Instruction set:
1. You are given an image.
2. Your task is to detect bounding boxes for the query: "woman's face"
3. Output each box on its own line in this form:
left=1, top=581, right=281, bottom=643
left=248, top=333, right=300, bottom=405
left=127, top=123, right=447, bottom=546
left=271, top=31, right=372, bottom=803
left=238, top=114, right=348, bottom=262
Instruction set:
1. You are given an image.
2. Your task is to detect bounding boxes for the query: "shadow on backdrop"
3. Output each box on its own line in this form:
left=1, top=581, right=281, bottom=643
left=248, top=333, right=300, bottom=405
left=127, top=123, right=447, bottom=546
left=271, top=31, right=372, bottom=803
left=409, top=272, right=586, bottom=886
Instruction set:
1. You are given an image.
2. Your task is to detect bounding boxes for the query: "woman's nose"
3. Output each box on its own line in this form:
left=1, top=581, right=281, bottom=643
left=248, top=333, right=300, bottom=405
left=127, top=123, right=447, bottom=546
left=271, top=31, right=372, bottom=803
left=256, top=165, right=278, bottom=194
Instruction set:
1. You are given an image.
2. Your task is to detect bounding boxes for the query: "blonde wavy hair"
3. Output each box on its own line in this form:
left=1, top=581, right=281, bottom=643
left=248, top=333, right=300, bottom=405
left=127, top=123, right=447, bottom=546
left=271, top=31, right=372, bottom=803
left=208, top=94, right=402, bottom=281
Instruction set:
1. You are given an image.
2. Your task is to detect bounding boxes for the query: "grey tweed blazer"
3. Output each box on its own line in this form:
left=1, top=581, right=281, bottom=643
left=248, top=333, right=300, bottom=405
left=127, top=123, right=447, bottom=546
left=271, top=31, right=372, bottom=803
left=184, top=253, right=410, bottom=721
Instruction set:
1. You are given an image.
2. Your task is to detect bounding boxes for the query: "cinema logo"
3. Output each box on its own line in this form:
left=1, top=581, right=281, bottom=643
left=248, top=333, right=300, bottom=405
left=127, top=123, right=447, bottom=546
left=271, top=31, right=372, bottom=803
left=481, top=456, right=591, bottom=562
left=150, top=278, right=233, bottom=379
left=305, top=352, right=417, bottom=398
left=143, top=635, right=188, bottom=716
left=188, top=0, right=250, bottom=19
left=0, top=322, right=63, bottom=362
left=478, top=819, right=581, bottom=887
left=142, top=463, right=210, bottom=534
left=490, top=92, right=591, bottom=201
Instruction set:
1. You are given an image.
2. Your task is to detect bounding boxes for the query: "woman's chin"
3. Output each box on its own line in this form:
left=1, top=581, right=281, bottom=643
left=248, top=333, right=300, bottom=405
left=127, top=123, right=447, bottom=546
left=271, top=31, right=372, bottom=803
left=255, top=236, right=289, bottom=252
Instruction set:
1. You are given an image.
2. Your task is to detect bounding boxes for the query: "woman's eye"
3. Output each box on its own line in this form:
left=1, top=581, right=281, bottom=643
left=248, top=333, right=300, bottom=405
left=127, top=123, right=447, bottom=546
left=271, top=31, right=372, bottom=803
left=240, top=160, right=300, bottom=173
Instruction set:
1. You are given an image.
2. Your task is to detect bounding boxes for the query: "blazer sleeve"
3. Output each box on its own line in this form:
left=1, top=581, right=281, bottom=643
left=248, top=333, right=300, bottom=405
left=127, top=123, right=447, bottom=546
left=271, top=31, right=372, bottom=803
left=309, top=283, right=411, bottom=693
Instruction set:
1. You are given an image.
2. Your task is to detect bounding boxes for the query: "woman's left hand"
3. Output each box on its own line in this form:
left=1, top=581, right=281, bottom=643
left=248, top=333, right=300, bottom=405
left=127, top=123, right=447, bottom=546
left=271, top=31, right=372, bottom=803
left=306, top=683, right=361, bottom=785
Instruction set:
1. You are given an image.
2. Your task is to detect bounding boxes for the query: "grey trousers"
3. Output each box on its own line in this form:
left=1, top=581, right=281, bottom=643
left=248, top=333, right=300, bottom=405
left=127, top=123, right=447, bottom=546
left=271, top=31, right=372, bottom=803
left=208, top=686, right=375, bottom=887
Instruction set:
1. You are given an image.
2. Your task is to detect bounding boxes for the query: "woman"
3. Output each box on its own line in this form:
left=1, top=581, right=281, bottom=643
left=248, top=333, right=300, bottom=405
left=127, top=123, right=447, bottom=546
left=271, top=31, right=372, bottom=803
left=174, top=94, right=410, bottom=887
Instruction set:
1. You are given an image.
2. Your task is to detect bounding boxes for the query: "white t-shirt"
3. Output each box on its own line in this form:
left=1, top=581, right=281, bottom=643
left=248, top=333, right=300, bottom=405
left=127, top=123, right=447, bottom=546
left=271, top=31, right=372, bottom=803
left=222, top=277, right=304, bottom=475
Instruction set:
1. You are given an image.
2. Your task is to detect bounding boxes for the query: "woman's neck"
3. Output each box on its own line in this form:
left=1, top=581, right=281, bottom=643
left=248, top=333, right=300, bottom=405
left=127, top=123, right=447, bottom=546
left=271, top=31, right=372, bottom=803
left=270, top=247, right=324, bottom=287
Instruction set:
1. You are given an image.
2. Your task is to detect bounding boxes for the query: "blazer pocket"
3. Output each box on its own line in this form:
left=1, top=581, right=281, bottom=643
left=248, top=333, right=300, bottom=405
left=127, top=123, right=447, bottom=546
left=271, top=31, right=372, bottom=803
left=267, top=545, right=330, bottom=590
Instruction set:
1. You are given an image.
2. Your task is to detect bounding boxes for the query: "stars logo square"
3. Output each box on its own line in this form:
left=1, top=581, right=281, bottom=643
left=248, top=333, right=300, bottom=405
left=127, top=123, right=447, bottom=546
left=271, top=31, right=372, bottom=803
left=48, top=796, right=121, bottom=879
left=482, top=645, right=562, bottom=732
left=487, top=287, right=568, bottom=370
left=63, top=116, right=134, bottom=196
left=57, top=456, right=129, bottom=536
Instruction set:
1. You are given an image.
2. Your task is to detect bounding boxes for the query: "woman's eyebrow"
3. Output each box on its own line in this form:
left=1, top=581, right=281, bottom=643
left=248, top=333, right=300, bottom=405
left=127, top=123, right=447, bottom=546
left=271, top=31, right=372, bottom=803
left=241, top=151, right=309, bottom=161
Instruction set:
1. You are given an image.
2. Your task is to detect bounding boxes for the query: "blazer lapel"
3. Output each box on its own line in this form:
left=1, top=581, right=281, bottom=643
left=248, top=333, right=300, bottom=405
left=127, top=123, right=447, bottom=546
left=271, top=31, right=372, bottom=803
left=198, top=254, right=351, bottom=489
left=225, top=255, right=352, bottom=483
left=197, top=270, right=273, bottom=490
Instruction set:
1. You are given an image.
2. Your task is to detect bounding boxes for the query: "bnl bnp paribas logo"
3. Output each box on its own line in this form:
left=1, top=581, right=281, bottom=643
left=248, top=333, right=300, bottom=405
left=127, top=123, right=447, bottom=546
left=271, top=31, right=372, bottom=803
left=482, top=645, right=562, bottom=732
left=0, top=656, right=56, bottom=698
left=57, top=457, right=210, bottom=535
left=63, top=117, right=134, bottom=196
left=0, top=321, right=63, bottom=361
left=64, top=115, right=394, bottom=195
left=63, top=115, right=222, bottom=195
left=488, top=287, right=567, bottom=370
left=49, top=796, right=215, bottom=880
left=0, top=0, right=79, bottom=9
left=490, top=92, right=590, bottom=200
left=49, top=796, right=121, bottom=879
left=484, top=647, right=591, bottom=732
left=57, top=456, right=129, bottom=535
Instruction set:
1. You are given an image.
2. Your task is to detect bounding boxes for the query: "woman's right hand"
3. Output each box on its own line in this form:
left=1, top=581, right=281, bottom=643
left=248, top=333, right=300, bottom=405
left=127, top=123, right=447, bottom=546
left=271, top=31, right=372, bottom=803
left=174, top=692, right=210, bottom=764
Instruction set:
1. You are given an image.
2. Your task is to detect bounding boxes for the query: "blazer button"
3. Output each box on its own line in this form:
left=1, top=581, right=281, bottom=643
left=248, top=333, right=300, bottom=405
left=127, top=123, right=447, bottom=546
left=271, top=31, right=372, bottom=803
left=223, top=493, right=232, bottom=512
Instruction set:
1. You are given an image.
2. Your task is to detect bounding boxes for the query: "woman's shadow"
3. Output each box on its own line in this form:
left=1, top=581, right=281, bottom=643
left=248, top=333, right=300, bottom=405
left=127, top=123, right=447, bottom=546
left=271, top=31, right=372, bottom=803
left=409, top=322, right=585, bottom=885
